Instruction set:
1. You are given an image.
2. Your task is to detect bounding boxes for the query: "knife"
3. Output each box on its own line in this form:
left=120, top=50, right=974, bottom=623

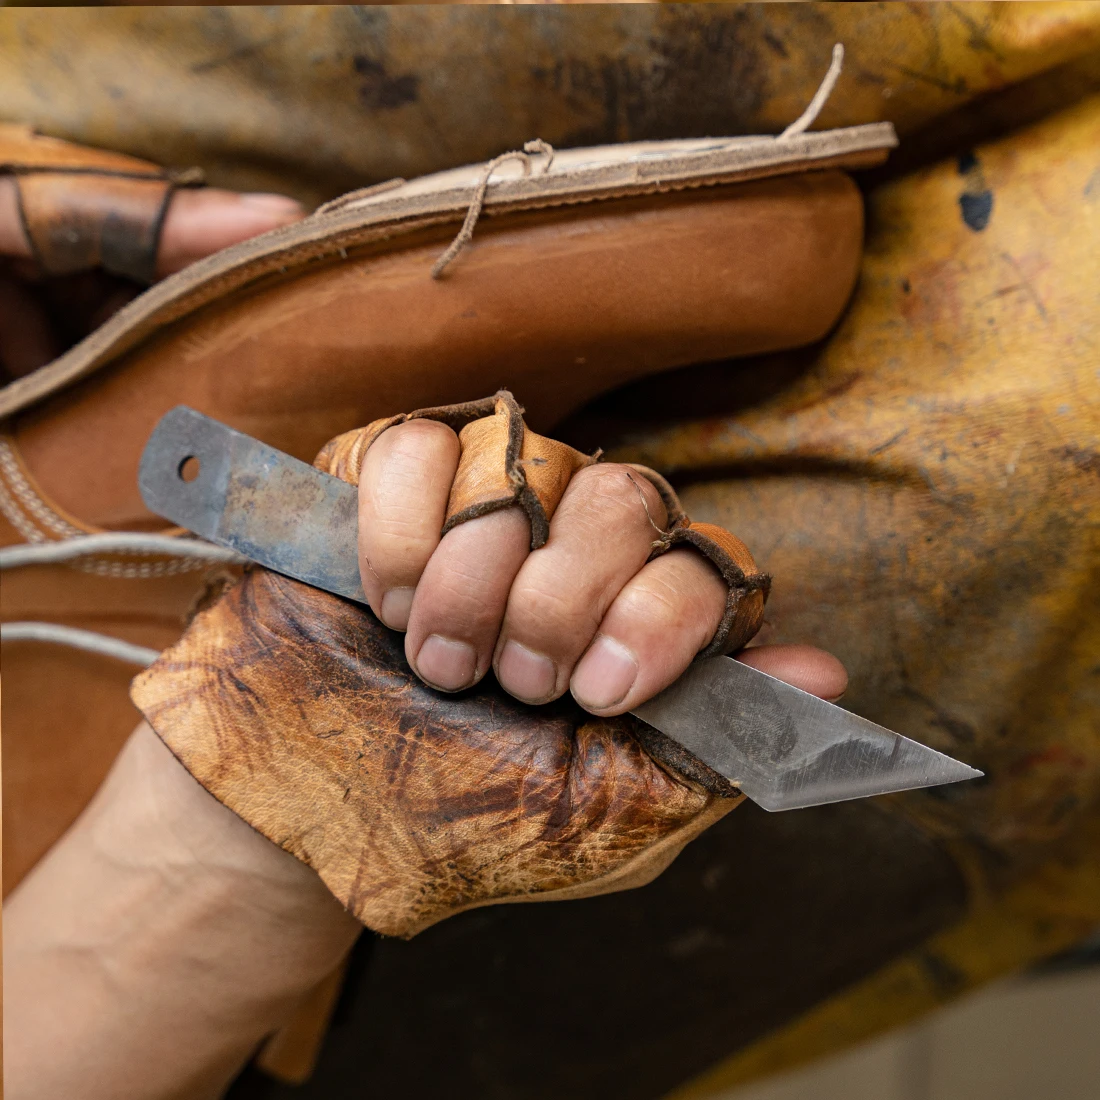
left=139, top=406, right=982, bottom=812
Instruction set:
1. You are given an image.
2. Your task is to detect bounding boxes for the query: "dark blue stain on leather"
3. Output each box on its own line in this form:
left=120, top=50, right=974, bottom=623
left=957, top=150, right=994, bottom=232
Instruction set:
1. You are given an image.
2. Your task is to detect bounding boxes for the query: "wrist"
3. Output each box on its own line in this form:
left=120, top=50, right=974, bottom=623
left=5, top=722, right=360, bottom=1100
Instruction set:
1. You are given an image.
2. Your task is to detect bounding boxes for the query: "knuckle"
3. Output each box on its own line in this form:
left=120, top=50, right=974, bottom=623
left=507, top=576, right=598, bottom=643
left=367, top=420, right=460, bottom=487
left=614, top=552, right=726, bottom=640
left=366, top=527, right=438, bottom=564
left=565, top=463, right=666, bottom=529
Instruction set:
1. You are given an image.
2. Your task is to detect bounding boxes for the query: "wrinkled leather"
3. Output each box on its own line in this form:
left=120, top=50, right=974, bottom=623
left=318, top=390, right=597, bottom=550
left=131, top=566, right=741, bottom=939
left=0, top=122, right=185, bottom=284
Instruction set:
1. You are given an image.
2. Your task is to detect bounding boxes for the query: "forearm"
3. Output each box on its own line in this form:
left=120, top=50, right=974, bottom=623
left=4, top=721, right=361, bottom=1100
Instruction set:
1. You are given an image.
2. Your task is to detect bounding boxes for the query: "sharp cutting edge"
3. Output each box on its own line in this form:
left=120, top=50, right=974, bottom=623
left=139, top=406, right=983, bottom=812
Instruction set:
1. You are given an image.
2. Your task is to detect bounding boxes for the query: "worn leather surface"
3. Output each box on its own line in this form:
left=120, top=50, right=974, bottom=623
left=319, top=390, right=598, bottom=549
left=2, top=5, right=1095, bottom=207
left=132, top=566, right=741, bottom=939
left=0, top=122, right=179, bottom=283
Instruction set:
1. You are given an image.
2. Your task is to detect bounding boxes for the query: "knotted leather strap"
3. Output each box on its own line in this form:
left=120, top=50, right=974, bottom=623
left=317, top=390, right=770, bottom=657
left=0, top=123, right=201, bottom=284
left=316, top=390, right=598, bottom=550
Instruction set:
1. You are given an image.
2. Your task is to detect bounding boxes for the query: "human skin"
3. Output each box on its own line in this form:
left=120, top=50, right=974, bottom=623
left=1, top=178, right=847, bottom=1100
left=0, top=178, right=306, bottom=378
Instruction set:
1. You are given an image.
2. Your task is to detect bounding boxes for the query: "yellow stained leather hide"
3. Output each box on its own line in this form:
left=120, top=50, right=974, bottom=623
left=0, top=2, right=1098, bottom=1094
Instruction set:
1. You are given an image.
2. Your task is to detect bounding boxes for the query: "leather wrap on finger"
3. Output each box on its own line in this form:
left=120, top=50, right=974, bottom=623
left=316, top=390, right=596, bottom=549
left=0, top=122, right=200, bottom=283
left=316, top=392, right=771, bottom=654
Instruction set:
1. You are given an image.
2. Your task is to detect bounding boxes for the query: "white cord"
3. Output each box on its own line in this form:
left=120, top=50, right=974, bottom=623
left=779, top=43, right=845, bottom=140
left=1, top=622, right=160, bottom=667
left=0, top=533, right=245, bottom=570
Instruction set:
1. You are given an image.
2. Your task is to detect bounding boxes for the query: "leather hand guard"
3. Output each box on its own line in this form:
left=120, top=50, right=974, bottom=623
left=131, top=394, right=769, bottom=938
left=0, top=122, right=200, bottom=284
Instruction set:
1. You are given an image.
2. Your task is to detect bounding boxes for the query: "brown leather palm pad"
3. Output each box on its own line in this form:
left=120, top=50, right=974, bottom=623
left=131, top=570, right=741, bottom=938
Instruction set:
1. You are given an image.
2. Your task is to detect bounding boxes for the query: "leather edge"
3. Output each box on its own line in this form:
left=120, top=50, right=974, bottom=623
left=0, top=126, right=893, bottom=422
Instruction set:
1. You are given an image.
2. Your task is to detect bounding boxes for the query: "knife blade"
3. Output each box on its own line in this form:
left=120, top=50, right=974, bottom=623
left=139, top=406, right=982, bottom=811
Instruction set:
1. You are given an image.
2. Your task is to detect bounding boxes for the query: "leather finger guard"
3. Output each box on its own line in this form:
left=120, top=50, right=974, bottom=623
left=316, top=390, right=598, bottom=550
left=1, top=122, right=202, bottom=284
left=627, top=464, right=771, bottom=656
left=318, top=391, right=770, bottom=656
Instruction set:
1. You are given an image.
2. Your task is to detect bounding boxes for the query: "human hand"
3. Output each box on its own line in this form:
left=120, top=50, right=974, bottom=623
left=348, top=397, right=848, bottom=711
left=0, top=127, right=304, bottom=380
left=129, top=395, right=848, bottom=938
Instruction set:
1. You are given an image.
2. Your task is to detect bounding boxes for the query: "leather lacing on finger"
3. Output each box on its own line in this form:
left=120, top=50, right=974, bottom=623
left=1, top=123, right=204, bottom=284
left=626, top=463, right=771, bottom=659
left=316, top=390, right=598, bottom=550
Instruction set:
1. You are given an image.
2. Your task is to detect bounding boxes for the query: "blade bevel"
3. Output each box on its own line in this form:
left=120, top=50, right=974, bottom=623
left=631, top=657, right=982, bottom=811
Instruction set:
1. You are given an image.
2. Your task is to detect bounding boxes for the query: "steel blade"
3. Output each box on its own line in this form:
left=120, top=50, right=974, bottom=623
left=632, top=657, right=982, bottom=810
left=139, top=406, right=982, bottom=811
left=138, top=406, right=365, bottom=602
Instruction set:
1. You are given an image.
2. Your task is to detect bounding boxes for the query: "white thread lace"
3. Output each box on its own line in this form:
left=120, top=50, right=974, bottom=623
left=0, top=440, right=244, bottom=666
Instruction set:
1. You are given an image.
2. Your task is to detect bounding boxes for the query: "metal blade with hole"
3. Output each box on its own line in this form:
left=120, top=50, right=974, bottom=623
left=139, top=406, right=982, bottom=811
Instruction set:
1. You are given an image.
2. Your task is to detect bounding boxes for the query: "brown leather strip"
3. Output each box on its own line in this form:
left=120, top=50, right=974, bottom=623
left=317, top=390, right=596, bottom=550
left=1, top=123, right=203, bottom=284
left=16, top=173, right=176, bottom=284
left=626, top=464, right=770, bottom=657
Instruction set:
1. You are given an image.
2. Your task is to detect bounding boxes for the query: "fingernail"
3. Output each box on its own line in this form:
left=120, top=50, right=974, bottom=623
left=571, top=635, right=638, bottom=711
left=238, top=192, right=306, bottom=216
left=416, top=635, right=477, bottom=692
left=378, top=587, right=414, bottom=631
left=497, top=640, right=557, bottom=703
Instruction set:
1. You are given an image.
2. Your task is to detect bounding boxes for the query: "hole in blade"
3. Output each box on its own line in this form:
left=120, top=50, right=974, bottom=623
left=178, top=455, right=201, bottom=483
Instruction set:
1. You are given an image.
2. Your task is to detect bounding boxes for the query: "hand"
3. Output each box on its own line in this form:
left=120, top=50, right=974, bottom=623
left=355, top=418, right=848, bottom=711
left=0, top=177, right=304, bottom=379
left=132, top=397, right=849, bottom=938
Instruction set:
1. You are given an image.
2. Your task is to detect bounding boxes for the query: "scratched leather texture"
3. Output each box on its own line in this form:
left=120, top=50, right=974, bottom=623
left=131, top=566, right=741, bottom=940
left=2, top=4, right=1098, bottom=207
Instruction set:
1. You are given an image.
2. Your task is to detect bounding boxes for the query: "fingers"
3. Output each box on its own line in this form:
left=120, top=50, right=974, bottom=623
left=568, top=548, right=726, bottom=714
left=0, top=179, right=306, bottom=277
left=736, top=643, right=848, bottom=701
left=492, top=464, right=670, bottom=703
left=404, top=508, right=531, bottom=691
left=356, top=422, right=850, bottom=715
left=358, top=419, right=461, bottom=631
left=156, top=188, right=305, bottom=277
